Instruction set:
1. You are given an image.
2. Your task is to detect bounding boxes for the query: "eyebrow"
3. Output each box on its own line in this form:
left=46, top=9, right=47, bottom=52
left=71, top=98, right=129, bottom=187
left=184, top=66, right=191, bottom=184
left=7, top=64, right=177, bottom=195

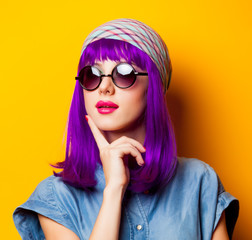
left=93, top=62, right=102, bottom=67
left=93, top=61, right=138, bottom=67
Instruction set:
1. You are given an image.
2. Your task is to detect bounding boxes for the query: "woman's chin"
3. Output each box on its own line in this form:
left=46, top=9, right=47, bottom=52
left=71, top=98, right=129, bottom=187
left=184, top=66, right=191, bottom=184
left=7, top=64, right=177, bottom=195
left=94, top=116, right=143, bottom=134
left=97, top=124, right=127, bottom=133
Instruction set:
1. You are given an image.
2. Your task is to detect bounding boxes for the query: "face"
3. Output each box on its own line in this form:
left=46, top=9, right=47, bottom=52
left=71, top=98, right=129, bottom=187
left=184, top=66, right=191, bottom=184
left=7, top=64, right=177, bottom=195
left=83, top=60, right=149, bottom=133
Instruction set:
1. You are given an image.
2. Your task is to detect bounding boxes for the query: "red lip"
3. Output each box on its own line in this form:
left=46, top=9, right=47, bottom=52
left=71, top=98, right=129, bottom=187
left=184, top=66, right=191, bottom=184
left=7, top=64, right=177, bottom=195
left=96, top=100, right=119, bottom=108
left=96, top=100, right=119, bottom=114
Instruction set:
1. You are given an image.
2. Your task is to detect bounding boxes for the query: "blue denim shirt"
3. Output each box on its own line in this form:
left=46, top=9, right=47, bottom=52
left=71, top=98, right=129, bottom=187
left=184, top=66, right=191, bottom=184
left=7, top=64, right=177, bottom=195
left=13, top=157, right=239, bottom=240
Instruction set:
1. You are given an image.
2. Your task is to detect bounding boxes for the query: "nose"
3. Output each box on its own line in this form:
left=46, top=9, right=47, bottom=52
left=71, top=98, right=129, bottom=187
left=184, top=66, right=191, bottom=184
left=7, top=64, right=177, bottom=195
left=98, top=75, right=115, bottom=95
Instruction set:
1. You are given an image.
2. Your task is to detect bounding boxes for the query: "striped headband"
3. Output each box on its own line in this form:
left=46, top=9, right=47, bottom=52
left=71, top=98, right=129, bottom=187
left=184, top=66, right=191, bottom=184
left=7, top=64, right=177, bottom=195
left=81, top=18, right=172, bottom=93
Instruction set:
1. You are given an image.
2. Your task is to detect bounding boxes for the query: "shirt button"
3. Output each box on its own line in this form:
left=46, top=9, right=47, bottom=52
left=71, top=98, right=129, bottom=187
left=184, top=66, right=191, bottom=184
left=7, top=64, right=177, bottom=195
left=136, top=224, right=143, bottom=231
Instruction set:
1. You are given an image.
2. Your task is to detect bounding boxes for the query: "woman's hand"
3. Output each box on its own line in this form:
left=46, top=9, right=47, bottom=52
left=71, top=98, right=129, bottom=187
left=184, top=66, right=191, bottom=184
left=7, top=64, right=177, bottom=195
left=86, top=115, right=146, bottom=240
left=86, top=115, right=146, bottom=193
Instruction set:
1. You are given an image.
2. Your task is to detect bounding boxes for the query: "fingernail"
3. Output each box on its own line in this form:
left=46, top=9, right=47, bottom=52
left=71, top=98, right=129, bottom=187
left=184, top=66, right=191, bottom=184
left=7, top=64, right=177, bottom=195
left=85, top=115, right=88, bottom=122
left=143, top=147, right=146, bottom=151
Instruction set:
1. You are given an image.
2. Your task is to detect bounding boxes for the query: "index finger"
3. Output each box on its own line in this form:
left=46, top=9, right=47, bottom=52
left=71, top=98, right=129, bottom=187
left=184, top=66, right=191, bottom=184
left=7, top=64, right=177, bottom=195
left=85, top=115, right=109, bottom=150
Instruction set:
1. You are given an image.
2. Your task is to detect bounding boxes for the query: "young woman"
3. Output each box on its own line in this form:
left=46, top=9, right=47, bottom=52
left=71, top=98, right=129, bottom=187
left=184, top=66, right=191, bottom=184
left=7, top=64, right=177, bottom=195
left=13, top=18, right=239, bottom=240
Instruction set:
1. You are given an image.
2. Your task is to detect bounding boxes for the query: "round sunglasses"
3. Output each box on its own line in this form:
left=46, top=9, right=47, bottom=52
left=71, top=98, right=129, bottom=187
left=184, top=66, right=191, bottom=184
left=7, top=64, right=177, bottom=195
left=75, top=63, right=148, bottom=91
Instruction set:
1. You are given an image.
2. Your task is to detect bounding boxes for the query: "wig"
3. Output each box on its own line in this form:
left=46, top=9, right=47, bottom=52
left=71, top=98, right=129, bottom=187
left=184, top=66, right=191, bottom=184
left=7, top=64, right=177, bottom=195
left=54, top=39, right=177, bottom=193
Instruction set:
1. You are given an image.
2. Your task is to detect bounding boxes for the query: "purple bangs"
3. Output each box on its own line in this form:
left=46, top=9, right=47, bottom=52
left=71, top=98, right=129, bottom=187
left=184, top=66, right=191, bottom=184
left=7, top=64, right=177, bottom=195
left=53, top=39, right=177, bottom=193
left=78, top=38, right=150, bottom=72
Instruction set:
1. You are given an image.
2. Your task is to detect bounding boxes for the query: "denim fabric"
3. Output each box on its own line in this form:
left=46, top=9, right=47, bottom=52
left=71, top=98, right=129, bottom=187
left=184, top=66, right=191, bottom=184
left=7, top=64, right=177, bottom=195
left=13, top=157, right=239, bottom=240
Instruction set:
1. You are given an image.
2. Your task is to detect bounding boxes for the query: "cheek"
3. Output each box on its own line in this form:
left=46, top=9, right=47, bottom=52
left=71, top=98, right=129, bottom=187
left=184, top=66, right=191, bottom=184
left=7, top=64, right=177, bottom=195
left=126, top=79, right=148, bottom=114
left=83, top=91, right=94, bottom=114
left=125, top=89, right=147, bottom=116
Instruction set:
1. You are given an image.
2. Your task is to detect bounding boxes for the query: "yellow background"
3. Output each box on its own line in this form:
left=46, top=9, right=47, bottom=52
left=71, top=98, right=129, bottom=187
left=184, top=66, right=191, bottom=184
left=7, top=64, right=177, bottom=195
left=1, top=0, right=251, bottom=239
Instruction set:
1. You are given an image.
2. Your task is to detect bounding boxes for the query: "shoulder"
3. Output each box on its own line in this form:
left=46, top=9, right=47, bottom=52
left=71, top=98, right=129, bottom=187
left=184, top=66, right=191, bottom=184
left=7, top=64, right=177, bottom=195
left=28, top=175, right=73, bottom=204
left=175, top=157, right=221, bottom=188
left=159, top=157, right=222, bottom=203
left=37, top=174, right=71, bottom=191
left=14, top=175, right=71, bottom=218
left=177, top=156, right=216, bottom=173
left=33, top=175, right=62, bottom=195
left=174, top=157, right=239, bottom=238
left=26, top=168, right=105, bottom=208
left=32, top=175, right=97, bottom=212
left=166, top=157, right=227, bottom=203
left=154, top=157, right=239, bottom=239
left=13, top=175, right=82, bottom=239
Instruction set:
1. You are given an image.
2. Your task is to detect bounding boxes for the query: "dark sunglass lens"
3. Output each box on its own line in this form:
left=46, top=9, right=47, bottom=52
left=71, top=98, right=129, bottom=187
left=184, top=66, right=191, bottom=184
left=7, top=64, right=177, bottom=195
left=114, top=63, right=135, bottom=88
left=81, top=66, right=101, bottom=90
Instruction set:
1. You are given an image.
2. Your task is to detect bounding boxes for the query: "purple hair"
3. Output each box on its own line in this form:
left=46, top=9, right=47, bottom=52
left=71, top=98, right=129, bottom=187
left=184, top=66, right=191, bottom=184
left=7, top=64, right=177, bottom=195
left=54, top=39, right=177, bottom=193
